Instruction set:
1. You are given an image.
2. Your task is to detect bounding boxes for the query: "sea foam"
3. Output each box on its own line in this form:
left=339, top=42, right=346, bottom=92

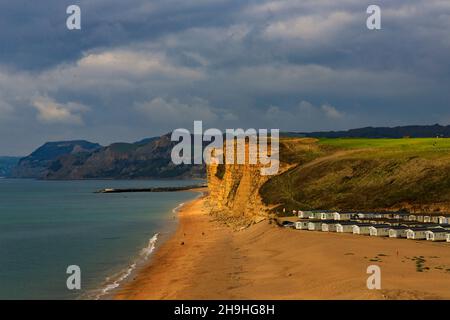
left=93, top=233, right=159, bottom=299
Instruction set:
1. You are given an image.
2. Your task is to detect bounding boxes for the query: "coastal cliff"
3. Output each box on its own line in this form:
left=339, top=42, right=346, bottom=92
left=206, top=139, right=288, bottom=227
left=207, top=160, right=271, bottom=227
left=207, top=137, right=450, bottom=225
left=11, top=135, right=205, bottom=180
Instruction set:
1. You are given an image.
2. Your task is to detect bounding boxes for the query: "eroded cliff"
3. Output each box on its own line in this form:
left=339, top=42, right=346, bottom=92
left=205, top=138, right=293, bottom=228
left=207, top=137, right=450, bottom=225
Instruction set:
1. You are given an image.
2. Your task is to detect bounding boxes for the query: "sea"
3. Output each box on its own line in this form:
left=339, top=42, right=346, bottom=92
left=0, top=178, right=201, bottom=300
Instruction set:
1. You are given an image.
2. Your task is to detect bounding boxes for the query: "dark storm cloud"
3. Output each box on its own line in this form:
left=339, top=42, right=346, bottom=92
left=0, top=0, right=245, bottom=70
left=0, top=0, right=449, bottom=155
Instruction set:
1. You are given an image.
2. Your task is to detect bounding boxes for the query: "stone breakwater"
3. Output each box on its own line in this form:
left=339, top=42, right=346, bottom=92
left=96, top=184, right=207, bottom=193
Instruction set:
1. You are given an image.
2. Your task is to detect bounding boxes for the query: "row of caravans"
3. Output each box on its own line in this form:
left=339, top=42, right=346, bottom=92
left=295, top=210, right=450, bottom=225
left=297, top=210, right=353, bottom=221
left=294, top=219, right=450, bottom=242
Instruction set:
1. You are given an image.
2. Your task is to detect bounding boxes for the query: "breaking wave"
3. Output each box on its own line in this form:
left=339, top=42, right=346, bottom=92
left=92, top=233, right=159, bottom=299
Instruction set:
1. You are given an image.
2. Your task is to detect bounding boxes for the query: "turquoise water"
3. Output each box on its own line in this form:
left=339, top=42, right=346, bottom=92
left=0, top=179, right=200, bottom=300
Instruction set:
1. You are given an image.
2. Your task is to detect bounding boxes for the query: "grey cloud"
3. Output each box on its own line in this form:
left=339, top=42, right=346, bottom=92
left=31, top=96, right=88, bottom=125
left=0, top=0, right=449, bottom=155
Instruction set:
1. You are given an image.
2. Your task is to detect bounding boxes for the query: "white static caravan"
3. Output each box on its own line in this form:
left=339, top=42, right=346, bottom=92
left=408, top=215, right=417, bottom=222
left=382, top=212, right=394, bottom=219
left=431, top=216, right=440, bottom=224
left=295, top=220, right=309, bottom=230
left=438, top=216, right=450, bottom=225
left=336, top=222, right=356, bottom=233
left=369, top=225, right=391, bottom=237
left=356, top=213, right=376, bottom=219
left=332, top=212, right=353, bottom=221
left=308, top=211, right=322, bottom=220
left=308, top=221, right=324, bottom=231
left=393, top=213, right=409, bottom=221
left=298, top=210, right=310, bottom=218
left=447, top=234, right=450, bottom=242
left=322, top=221, right=340, bottom=232
left=320, top=211, right=338, bottom=220
left=406, top=228, right=429, bottom=240
left=352, top=224, right=372, bottom=235
left=423, top=216, right=432, bottom=223
left=425, top=229, right=449, bottom=242
left=388, top=226, right=409, bottom=238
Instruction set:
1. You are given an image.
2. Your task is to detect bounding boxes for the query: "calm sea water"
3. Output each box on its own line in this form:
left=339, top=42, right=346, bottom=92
left=0, top=179, right=200, bottom=300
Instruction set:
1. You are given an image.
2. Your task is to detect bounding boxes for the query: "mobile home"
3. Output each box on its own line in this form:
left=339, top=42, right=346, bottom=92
left=308, top=221, right=324, bottom=231
left=393, top=213, right=409, bottom=221
left=353, top=223, right=372, bottom=235
left=308, top=211, right=323, bottom=220
left=332, top=212, right=353, bottom=221
left=406, top=228, right=429, bottom=240
left=298, top=210, right=309, bottom=218
left=388, top=226, right=409, bottom=238
left=431, top=216, right=440, bottom=224
left=336, top=222, right=356, bottom=233
left=322, top=222, right=339, bottom=232
left=425, top=229, right=448, bottom=242
left=357, top=213, right=377, bottom=219
left=319, top=211, right=337, bottom=220
left=438, top=215, right=450, bottom=225
left=369, top=224, right=391, bottom=237
left=295, top=220, right=310, bottom=230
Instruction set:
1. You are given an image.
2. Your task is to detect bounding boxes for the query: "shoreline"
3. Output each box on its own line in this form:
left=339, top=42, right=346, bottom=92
left=116, top=193, right=450, bottom=300
left=114, top=189, right=217, bottom=299
left=96, top=189, right=206, bottom=300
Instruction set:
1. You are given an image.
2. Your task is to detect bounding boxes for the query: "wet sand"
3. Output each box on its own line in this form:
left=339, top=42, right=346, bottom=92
left=116, top=196, right=450, bottom=300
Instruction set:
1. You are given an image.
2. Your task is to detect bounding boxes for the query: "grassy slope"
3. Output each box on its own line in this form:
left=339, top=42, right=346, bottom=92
left=260, top=137, right=450, bottom=212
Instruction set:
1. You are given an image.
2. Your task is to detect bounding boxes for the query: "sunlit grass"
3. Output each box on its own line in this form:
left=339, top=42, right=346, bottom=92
left=318, top=138, right=450, bottom=157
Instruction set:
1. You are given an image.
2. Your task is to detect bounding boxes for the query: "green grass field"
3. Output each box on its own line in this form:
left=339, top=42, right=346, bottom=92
left=261, top=137, right=450, bottom=213
left=319, top=137, right=450, bottom=153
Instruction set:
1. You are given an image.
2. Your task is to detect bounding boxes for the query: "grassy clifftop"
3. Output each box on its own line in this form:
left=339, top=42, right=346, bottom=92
left=260, top=137, right=450, bottom=213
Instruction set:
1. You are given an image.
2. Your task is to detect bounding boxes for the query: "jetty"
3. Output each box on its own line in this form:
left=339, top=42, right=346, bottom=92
left=95, top=184, right=207, bottom=193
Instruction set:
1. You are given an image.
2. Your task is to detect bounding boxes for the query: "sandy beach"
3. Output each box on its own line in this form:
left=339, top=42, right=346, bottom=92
left=116, top=194, right=450, bottom=300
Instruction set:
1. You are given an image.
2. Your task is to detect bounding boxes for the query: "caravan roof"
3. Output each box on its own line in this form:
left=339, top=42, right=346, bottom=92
left=427, top=228, right=449, bottom=233
left=407, top=227, right=431, bottom=231
left=314, top=220, right=339, bottom=224
left=389, top=226, right=409, bottom=230
left=335, top=221, right=358, bottom=225
left=371, top=224, right=391, bottom=228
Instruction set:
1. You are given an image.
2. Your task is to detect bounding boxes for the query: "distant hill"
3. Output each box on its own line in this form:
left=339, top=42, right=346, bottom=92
left=45, top=134, right=205, bottom=180
left=0, top=156, right=21, bottom=177
left=13, top=124, right=450, bottom=180
left=11, top=140, right=102, bottom=178
left=133, top=137, right=160, bottom=146
left=294, top=124, right=450, bottom=138
left=11, top=135, right=205, bottom=180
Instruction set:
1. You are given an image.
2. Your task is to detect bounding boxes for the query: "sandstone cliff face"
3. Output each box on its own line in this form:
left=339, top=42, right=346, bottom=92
left=207, top=162, right=270, bottom=227
left=205, top=141, right=284, bottom=228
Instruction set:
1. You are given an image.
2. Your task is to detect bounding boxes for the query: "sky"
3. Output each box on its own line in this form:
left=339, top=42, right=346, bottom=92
left=0, top=0, right=449, bottom=155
